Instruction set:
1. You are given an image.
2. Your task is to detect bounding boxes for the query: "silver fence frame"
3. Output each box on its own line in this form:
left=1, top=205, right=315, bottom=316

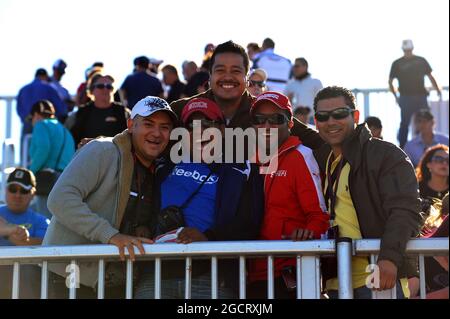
left=0, top=238, right=447, bottom=299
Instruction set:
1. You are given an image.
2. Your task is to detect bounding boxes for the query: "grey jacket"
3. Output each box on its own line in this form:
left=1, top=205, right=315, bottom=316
left=43, top=130, right=134, bottom=288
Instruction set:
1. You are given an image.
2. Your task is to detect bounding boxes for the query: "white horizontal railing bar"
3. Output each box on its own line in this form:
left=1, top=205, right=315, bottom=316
left=354, top=238, right=448, bottom=255
left=0, top=240, right=336, bottom=263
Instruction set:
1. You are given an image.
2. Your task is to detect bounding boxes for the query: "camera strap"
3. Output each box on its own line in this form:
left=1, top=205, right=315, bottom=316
left=324, top=154, right=347, bottom=221
left=179, top=167, right=214, bottom=210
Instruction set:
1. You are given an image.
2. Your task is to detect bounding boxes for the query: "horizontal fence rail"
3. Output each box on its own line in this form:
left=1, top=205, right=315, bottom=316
left=0, top=238, right=447, bottom=299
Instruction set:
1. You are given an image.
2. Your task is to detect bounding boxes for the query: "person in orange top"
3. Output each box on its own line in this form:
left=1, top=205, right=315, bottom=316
left=247, top=91, right=329, bottom=298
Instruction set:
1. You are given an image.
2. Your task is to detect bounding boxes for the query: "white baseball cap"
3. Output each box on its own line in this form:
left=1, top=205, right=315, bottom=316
left=131, top=96, right=177, bottom=123
left=402, top=39, right=414, bottom=51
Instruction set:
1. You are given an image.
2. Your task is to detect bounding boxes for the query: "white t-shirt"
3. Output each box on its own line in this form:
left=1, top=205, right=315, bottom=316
left=284, top=76, right=323, bottom=108
left=254, top=49, right=292, bottom=93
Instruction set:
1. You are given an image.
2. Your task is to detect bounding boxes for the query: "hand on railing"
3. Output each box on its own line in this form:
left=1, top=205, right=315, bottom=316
left=376, top=259, right=398, bottom=291
left=176, top=227, right=208, bottom=244
left=108, top=233, right=154, bottom=261
left=281, top=228, right=315, bottom=241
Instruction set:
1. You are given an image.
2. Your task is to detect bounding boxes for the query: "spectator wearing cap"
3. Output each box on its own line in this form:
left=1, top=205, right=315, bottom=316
left=70, top=73, right=130, bottom=146
left=0, top=168, right=49, bottom=298
left=404, top=109, right=449, bottom=167
left=171, top=40, right=323, bottom=152
left=247, top=68, right=268, bottom=97
left=42, top=96, right=176, bottom=298
left=247, top=92, right=328, bottom=298
left=0, top=168, right=49, bottom=246
left=313, top=86, right=422, bottom=298
left=148, top=57, right=164, bottom=76
left=28, top=100, right=75, bottom=218
left=364, top=116, right=383, bottom=139
left=252, top=38, right=292, bottom=93
left=389, top=39, right=442, bottom=148
left=284, top=57, right=323, bottom=117
left=161, top=64, right=186, bottom=103
left=16, top=68, right=67, bottom=159
left=134, top=98, right=264, bottom=299
left=119, top=56, right=164, bottom=110
left=49, top=59, right=75, bottom=112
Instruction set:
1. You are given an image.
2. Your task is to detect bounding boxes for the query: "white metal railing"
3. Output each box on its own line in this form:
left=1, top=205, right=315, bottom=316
left=1, top=139, right=16, bottom=203
left=0, top=238, right=447, bottom=299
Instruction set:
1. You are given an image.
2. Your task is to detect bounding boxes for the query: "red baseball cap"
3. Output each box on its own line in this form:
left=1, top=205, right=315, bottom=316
left=250, top=91, right=293, bottom=118
left=181, top=98, right=225, bottom=124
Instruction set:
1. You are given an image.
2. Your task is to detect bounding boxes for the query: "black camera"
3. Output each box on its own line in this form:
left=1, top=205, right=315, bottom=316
left=154, top=205, right=185, bottom=236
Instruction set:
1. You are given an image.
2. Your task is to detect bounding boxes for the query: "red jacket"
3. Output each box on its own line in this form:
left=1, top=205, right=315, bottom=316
left=248, top=136, right=329, bottom=282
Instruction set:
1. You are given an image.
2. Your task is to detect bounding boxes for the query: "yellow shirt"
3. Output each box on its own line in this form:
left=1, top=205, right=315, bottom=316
left=324, top=154, right=410, bottom=297
left=324, top=154, right=369, bottom=290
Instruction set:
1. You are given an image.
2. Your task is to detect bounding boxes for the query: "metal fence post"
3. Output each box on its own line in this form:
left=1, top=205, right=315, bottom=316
left=337, top=237, right=353, bottom=299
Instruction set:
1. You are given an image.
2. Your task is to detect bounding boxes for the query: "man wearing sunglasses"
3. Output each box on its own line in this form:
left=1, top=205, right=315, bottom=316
left=69, top=73, right=130, bottom=146
left=313, top=86, right=422, bottom=299
left=0, top=167, right=49, bottom=246
left=0, top=167, right=49, bottom=298
left=134, top=98, right=264, bottom=298
left=247, top=92, right=329, bottom=298
left=170, top=40, right=323, bottom=154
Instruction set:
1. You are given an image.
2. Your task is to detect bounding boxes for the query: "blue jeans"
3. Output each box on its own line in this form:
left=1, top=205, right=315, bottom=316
left=398, top=95, right=429, bottom=148
left=327, top=281, right=405, bottom=299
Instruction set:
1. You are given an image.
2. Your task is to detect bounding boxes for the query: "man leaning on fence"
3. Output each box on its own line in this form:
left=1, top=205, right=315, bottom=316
left=41, top=96, right=176, bottom=298
left=313, top=86, right=423, bottom=299
left=0, top=168, right=49, bottom=298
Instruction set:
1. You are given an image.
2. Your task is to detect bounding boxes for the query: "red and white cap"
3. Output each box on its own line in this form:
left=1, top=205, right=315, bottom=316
left=181, top=98, right=225, bottom=124
left=250, top=91, right=293, bottom=118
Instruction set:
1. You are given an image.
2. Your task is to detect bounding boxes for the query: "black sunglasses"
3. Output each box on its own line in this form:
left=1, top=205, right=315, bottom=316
left=249, top=80, right=266, bottom=88
left=431, top=155, right=449, bottom=164
left=314, top=107, right=354, bottom=122
left=186, top=119, right=223, bottom=130
left=93, top=83, right=114, bottom=90
left=251, top=113, right=289, bottom=125
left=7, top=185, right=31, bottom=195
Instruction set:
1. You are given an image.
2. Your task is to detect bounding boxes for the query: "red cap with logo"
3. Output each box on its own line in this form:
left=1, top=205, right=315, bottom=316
left=181, top=98, right=225, bottom=124
left=250, top=91, right=293, bottom=118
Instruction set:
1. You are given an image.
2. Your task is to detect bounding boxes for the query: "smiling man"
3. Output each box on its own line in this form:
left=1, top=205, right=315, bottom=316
left=313, top=86, right=422, bottom=299
left=170, top=40, right=324, bottom=153
left=134, top=97, right=265, bottom=299
left=42, top=96, right=176, bottom=298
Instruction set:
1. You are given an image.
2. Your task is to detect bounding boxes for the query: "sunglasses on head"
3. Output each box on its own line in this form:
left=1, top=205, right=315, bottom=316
left=251, top=113, right=290, bottom=125
left=314, top=107, right=354, bottom=122
left=431, top=155, right=449, bottom=164
left=93, top=83, right=114, bottom=90
left=7, top=185, right=31, bottom=195
left=249, top=80, right=266, bottom=88
left=186, top=119, right=223, bottom=130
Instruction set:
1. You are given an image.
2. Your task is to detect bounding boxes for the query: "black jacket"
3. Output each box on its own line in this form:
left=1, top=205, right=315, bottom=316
left=315, top=124, right=422, bottom=276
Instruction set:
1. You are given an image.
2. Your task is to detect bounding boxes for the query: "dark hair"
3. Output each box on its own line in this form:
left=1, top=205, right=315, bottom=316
left=294, top=106, right=311, bottom=115
left=162, top=64, right=178, bottom=76
left=35, top=68, right=48, bottom=78
left=415, top=109, right=434, bottom=121
left=210, top=40, right=249, bottom=74
left=295, top=57, right=308, bottom=67
left=416, top=144, right=449, bottom=182
left=263, top=38, right=275, bottom=49
left=365, top=116, right=382, bottom=129
left=247, top=42, right=260, bottom=51
left=134, top=56, right=150, bottom=68
left=313, top=86, right=356, bottom=111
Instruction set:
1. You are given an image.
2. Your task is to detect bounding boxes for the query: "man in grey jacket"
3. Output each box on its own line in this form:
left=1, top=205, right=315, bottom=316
left=42, top=96, right=177, bottom=298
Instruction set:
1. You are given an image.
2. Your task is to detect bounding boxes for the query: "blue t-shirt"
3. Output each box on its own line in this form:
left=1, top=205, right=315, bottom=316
left=120, top=71, right=163, bottom=109
left=0, top=205, right=50, bottom=246
left=161, top=163, right=218, bottom=232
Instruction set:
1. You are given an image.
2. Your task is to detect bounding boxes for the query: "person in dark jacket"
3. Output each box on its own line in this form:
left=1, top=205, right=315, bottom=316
left=313, top=86, right=422, bottom=299
left=170, top=40, right=324, bottom=152
left=70, top=74, right=130, bottom=146
left=134, top=97, right=264, bottom=299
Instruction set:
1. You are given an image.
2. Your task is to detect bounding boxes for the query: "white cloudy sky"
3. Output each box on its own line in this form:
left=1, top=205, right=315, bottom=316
left=0, top=0, right=448, bottom=96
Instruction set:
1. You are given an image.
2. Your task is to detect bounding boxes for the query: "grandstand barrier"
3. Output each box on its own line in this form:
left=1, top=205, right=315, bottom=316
left=0, top=238, right=447, bottom=299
